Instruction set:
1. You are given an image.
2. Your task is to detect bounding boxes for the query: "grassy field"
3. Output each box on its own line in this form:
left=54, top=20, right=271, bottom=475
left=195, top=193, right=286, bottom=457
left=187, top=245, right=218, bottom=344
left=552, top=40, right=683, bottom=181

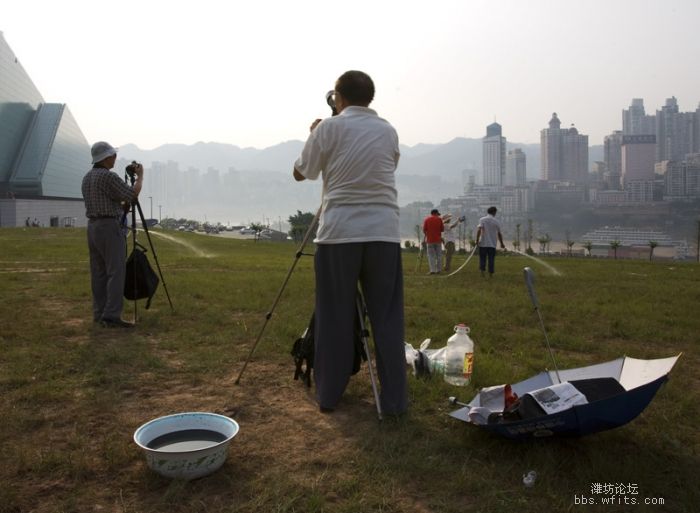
left=0, top=227, right=698, bottom=513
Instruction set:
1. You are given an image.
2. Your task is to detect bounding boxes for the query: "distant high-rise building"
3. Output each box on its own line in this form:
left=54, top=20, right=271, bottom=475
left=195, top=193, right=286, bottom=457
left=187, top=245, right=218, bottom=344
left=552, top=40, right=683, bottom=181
left=622, top=97, right=700, bottom=165
left=656, top=97, right=679, bottom=163
left=694, top=103, right=700, bottom=154
left=655, top=96, right=695, bottom=162
left=604, top=131, right=623, bottom=190
left=462, top=168, right=477, bottom=193
left=540, top=113, right=589, bottom=182
left=622, top=135, right=656, bottom=183
left=623, top=99, right=655, bottom=135
left=482, top=122, right=506, bottom=186
left=657, top=155, right=700, bottom=200
left=505, top=148, right=526, bottom=186
left=622, top=134, right=656, bottom=202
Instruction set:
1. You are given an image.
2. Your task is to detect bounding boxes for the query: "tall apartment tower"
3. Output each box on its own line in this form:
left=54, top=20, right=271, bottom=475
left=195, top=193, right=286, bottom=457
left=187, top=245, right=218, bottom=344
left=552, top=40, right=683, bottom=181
left=604, top=131, right=624, bottom=190
left=622, top=99, right=655, bottom=135
left=483, top=122, right=506, bottom=186
left=655, top=96, right=696, bottom=162
left=505, top=148, right=527, bottom=186
left=695, top=103, right=700, bottom=154
left=622, top=134, right=656, bottom=194
left=540, top=113, right=589, bottom=182
left=657, top=158, right=700, bottom=200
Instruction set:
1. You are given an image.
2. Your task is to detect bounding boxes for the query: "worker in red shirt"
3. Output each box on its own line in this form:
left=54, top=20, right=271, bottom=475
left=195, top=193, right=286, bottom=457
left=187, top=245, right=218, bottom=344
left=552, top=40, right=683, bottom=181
left=422, top=209, right=444, bottom=274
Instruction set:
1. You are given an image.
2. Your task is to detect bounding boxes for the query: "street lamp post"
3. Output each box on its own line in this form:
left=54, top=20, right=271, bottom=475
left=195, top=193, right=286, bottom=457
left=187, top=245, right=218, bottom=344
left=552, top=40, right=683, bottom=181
left=158, top=205, right=162, bottom=223
left=148, top=196, right=153, bottom=219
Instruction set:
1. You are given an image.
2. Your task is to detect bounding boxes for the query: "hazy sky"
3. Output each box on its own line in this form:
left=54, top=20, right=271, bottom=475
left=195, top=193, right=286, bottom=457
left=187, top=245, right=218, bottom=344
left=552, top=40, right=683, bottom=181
left=4, top=0, right=700, bottom=150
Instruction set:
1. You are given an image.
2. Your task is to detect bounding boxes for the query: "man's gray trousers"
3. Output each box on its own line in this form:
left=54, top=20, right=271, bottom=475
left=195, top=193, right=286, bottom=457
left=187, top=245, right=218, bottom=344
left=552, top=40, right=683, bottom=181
left=87, top=218, right=126, bottom=321
left=313, top=241, right=408, bottom=415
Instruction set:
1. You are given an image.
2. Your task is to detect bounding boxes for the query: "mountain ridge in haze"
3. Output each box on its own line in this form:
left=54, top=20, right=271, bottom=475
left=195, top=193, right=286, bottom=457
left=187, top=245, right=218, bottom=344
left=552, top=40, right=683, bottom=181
left=117, top=139, right=603, bottom=224
left=121, top=138, right=602, bottom=180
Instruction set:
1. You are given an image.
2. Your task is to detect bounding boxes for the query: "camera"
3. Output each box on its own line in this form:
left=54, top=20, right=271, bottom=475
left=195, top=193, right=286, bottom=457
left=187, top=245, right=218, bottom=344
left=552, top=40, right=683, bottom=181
left=325, top=90, right=338, bottom=116
left=125, top=161, right=140, bottom=177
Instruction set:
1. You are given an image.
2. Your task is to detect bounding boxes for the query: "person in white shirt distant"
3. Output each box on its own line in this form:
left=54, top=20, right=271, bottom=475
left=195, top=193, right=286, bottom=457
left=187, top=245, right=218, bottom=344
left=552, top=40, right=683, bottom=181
left=475, top=206, right=506, bottom=277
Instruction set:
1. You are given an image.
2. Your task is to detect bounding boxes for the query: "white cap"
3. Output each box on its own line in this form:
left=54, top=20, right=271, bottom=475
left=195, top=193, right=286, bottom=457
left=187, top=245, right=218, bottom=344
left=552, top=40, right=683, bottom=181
left=91, top=141, right=118, bottom=164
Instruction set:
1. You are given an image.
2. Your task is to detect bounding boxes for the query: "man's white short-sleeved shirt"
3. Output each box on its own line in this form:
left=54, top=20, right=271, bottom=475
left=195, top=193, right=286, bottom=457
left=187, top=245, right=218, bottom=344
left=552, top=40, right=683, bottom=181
left=477, top=215, right=501, bottom=248
left=294, top=106, right=400, bottom=244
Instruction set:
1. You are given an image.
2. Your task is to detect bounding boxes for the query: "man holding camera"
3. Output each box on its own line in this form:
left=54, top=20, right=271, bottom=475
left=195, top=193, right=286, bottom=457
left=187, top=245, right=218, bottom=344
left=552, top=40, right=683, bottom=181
left=81, top=141, right=144, bottom=328
left=293, top=70, right=407, bottom=416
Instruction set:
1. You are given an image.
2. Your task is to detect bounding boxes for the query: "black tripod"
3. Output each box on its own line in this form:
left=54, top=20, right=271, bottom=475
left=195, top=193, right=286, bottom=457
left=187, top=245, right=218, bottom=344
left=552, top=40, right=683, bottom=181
left=233, top=207, right=383, bottom=419
left=235, top=91, right=383, bottom=419
left=123, top=168, right=174, bottom=321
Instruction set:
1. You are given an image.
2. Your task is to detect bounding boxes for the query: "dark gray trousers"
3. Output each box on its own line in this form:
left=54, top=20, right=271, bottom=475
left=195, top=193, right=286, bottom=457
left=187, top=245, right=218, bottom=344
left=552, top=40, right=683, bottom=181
left=314, top=242, right=407, bottom=414
left=87, top=218, right=126, bottom=321
left=479, top=246, right=497, bottom=274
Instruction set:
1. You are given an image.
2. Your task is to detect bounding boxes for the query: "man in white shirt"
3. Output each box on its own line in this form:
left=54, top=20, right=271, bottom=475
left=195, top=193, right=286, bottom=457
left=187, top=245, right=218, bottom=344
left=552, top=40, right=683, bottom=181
left=476, top=206, right=506, bottom=277
left=293, top=70, right=407, bottom=415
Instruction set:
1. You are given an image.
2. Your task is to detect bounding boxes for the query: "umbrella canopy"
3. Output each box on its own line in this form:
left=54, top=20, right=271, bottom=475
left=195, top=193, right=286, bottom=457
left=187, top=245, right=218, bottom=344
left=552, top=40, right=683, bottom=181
left=449, top=354, right=681, bottom=439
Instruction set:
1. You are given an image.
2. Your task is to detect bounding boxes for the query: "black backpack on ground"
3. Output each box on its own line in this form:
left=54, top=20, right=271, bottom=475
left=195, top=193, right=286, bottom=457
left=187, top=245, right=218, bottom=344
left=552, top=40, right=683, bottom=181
left=124, top=246, right=159, bottom=309
left=291, top=309, right=367, bottom=387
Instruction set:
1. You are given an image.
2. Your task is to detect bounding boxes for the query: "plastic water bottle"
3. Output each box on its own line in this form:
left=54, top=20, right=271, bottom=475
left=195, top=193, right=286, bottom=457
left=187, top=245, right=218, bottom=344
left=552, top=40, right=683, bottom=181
left=444, top=324, right=474, bottom=386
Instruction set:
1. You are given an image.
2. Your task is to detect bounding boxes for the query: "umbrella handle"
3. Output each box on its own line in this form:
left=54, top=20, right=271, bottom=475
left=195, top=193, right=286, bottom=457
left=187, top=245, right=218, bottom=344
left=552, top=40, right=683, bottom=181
left=523, top=267, right=561, bottom=383
left=523, top=267, right=539, bottom=309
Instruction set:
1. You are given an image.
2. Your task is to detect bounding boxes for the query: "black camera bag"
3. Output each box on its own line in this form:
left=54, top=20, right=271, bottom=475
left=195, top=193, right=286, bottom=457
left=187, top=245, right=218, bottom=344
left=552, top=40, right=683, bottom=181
left=291, top=306, right=367, bottom=387
left=124, top=247, right=159, bottom=309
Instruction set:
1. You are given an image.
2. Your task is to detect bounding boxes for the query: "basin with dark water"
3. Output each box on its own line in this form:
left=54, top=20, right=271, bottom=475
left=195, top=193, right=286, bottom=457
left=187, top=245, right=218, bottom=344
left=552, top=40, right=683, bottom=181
left=146, top=429, right=228, bottom=452
left=134, top=412, right=239, bottom=479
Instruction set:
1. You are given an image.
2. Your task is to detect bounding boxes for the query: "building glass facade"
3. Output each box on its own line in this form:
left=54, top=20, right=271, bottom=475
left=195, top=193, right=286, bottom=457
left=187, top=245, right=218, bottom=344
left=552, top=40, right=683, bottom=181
left=0, top=31, right=90, bottom=200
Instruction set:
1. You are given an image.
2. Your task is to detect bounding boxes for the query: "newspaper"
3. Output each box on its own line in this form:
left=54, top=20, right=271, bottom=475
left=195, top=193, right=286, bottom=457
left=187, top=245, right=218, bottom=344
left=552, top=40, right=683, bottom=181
left=526, top=382, right=588, bottom=415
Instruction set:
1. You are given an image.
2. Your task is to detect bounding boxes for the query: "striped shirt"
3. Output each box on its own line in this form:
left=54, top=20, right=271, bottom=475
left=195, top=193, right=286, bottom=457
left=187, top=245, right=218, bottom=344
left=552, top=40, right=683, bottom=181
left=81, top=167, right=136, bottom=218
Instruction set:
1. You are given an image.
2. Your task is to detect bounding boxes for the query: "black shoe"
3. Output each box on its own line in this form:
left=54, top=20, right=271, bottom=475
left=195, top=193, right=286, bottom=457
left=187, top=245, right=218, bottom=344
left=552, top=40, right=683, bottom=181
left=101, top=318, right=134, bottom=328
left=319, top=406, right=335, bottom=414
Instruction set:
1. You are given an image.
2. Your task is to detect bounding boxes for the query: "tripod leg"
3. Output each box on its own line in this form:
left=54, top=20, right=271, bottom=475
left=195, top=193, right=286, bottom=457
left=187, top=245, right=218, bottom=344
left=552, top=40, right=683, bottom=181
left=356, top=293, right=383, bottom=421
left=234, top=206, right=321, bottom=384
left=130, top=203, right=138, bottom=322
left=134, top=201, right=174, bottom=311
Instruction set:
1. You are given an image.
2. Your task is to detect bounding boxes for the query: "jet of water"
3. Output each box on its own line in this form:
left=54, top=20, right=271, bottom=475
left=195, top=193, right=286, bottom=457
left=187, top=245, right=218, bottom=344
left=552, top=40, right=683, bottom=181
left=513, top=250, right=562, bottom=276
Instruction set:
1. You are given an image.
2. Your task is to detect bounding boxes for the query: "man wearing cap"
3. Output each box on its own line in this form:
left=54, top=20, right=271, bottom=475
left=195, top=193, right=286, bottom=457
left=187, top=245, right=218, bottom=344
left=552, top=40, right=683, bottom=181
left=293, top=70, right=407, bottom=416
left=81, top=142, right=144, bottom=328
left=422, top=209, right=444, bottom=274
left=476, top=206, right=506, bottom=277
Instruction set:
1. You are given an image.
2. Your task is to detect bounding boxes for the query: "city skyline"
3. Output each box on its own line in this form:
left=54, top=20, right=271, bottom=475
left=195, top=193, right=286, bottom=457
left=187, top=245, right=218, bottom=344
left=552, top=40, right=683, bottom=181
left=4, top=0, right=700, bottom=150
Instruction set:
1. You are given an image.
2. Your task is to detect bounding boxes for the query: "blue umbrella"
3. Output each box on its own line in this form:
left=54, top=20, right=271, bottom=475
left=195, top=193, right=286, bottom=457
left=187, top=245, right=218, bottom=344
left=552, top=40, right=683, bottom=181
left=449, top=354, right=681, bottom=439
left=449, top=267, right=681, bottom=439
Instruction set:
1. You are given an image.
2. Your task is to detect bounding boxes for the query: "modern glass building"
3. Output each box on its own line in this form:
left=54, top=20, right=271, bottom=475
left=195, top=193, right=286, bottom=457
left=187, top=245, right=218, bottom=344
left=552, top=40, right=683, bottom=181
left=0, top=31, right=90, bottom=227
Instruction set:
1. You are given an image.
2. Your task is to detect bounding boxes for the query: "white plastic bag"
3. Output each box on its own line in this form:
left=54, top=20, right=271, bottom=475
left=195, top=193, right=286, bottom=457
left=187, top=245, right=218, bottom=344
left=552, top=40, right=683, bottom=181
left=405, top=339, right=446, bottom=377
